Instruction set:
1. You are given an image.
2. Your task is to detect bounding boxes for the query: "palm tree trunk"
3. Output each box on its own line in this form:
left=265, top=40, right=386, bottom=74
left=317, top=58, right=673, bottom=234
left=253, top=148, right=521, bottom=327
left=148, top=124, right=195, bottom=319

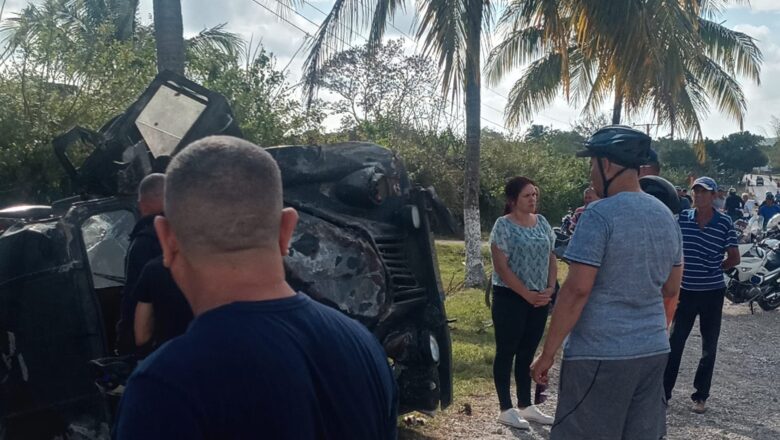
left=114, top=0, right=139, bottom=41
left=153, top=0, right=185, bottom=75
left=463, top=0, right=485, bottom=288
left=612, top=84, right=623, bottom=125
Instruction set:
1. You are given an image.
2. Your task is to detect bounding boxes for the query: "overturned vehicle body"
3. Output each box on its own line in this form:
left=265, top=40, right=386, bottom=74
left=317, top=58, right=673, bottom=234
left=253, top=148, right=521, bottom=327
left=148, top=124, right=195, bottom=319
left=0, top=72, right=453, bottom=439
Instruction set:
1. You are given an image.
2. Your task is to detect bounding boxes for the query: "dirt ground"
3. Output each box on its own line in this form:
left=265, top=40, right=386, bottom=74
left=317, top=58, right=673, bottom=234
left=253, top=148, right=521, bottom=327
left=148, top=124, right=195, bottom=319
left=400, top=302, right=780, bottom=439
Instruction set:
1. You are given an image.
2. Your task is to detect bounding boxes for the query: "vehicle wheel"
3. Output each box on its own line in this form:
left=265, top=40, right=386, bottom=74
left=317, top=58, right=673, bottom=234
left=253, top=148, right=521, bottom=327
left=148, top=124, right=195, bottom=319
left=757, top=294, right=780, bottom=311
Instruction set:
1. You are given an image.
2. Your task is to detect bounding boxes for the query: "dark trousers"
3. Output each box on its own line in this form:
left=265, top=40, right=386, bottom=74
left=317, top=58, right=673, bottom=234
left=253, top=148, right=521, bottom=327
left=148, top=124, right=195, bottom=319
left=492, top=285, right=549, bottom=410
left=663, top=288, right=725, bottom=402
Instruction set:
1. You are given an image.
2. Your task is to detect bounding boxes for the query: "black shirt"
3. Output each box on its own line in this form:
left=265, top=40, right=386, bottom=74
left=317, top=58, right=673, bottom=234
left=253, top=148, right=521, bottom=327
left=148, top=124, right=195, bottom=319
left=725, top=194, right=744, bottom=216
left=114, top=293, right=398, bottom=440
left=117, top=215, right=162, bottom=354
left=132, top=256, right=193, bottom=348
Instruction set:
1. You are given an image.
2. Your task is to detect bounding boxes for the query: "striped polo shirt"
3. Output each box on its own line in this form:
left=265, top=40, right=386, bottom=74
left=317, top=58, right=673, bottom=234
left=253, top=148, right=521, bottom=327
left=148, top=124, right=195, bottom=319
left=679, top=208, right=738, bottom=291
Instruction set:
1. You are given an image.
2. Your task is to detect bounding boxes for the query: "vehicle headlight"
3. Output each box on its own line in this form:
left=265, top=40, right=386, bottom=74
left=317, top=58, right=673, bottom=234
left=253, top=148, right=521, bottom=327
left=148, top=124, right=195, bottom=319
left=750, top=275, right=763, bottom=285
left=428, top=334, right=440, bottom=364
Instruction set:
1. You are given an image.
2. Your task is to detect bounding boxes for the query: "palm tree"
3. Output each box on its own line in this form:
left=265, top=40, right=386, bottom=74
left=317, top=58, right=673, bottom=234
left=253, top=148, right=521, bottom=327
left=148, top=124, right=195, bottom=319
left=485, top=0, right=762, bottom=148
left=300, top=0, right=492, bottom=287
left=1, top=0, right=243, bottom=73
left=152, top=0, right=185, bottom=74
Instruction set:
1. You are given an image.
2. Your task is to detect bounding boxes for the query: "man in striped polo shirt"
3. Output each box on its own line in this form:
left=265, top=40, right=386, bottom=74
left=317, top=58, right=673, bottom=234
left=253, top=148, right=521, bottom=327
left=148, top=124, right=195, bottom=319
left=663, top=176, right=740, bottom=414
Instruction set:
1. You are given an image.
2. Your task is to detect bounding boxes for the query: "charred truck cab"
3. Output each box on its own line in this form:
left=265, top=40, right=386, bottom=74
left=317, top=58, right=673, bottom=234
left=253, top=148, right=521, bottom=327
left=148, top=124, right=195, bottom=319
left=0, top=72, right=452, bottom=438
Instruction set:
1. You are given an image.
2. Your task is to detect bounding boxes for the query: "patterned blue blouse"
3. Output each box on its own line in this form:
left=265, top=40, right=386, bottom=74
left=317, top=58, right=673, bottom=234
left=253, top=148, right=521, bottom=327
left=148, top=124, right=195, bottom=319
left=489, top=214, right=555, bottom=291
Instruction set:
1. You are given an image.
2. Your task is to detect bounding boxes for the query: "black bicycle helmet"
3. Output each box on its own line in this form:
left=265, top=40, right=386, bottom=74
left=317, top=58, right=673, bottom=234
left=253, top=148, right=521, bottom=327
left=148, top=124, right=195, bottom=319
left=640, top=175, right=682, bottom=215
left=577, top=125, right=652, bottom=168
left=577, top=125, right=652, bottom=197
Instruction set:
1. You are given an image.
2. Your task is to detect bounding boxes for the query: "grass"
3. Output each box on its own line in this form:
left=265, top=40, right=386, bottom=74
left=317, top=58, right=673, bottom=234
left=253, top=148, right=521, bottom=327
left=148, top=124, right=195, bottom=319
left=398, top=241, right=567, bottom=437
left=435, top=241, right=569, bottom=399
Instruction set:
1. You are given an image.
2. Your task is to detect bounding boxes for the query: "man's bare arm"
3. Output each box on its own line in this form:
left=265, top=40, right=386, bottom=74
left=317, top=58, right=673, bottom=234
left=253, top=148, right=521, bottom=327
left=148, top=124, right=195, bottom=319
left=722, top=247, right=740, bottom=271
left=662, top=265, right=683, bottom=328
left=530, top=262, right=598, bottom=384
left=134, top=303, right=154, bottom=347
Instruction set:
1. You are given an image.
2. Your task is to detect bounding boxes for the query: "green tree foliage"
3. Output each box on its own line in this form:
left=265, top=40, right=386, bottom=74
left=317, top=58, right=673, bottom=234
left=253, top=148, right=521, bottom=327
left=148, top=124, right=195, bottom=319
left=485, top=0, right=762, bottom=150
left=651, top=132, right=768, bottom=187
left=706, top=131, right=768, bottom=179
left=0, top=4, right=318, bottom=205
left=0, top=22, right=159, bottom=204
left=188, top=45, right=324, bottom=147
left=318, top=39, right=454, bottom=133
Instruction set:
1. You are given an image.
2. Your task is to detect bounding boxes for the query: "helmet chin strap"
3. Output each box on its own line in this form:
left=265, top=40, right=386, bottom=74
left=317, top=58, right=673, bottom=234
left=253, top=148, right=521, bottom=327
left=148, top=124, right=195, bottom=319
left=596, top=157, right=630, bottom=198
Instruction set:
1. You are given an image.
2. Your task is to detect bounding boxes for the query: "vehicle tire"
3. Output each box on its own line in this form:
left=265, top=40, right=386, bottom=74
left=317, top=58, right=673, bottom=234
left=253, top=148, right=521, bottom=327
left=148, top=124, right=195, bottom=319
left=757, top=293, right=780, bottom=311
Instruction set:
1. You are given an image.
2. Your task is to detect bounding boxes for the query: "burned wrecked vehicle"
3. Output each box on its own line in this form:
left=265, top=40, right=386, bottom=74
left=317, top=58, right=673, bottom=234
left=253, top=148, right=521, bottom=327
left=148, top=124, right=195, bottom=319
left=0, top=72, right=453, bottom=438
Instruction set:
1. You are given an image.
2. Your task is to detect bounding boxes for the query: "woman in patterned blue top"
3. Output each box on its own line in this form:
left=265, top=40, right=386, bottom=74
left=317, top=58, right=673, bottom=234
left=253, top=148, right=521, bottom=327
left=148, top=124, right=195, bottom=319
left=489, top=176, right=557, bottom=429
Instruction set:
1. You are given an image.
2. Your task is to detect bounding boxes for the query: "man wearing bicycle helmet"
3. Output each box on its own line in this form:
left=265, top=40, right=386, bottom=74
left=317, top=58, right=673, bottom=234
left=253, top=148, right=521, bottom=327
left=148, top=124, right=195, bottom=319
left=530, top=126, right=683, bottom=439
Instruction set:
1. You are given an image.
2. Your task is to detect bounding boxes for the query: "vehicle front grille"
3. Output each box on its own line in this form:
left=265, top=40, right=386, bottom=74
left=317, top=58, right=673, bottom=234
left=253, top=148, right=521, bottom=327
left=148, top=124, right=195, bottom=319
left=374, top=235, right=427, bottom=304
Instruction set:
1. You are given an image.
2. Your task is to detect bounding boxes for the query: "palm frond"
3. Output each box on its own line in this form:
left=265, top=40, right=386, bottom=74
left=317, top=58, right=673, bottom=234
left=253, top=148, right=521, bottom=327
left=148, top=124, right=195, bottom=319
left=484, top=26, right=546, bottom=87
left=698, top=18, right=761, bottom=82
left=688, top=54, right=747, bottom=125
left=369, top=0, right=404, bottom=51
left=301, top=0, right=374, bottom=106
left=185, top=23, right=245, bottom=60
left=504, top=51, right=563, bottom=127
left=415, top=0, right=467, bottom=102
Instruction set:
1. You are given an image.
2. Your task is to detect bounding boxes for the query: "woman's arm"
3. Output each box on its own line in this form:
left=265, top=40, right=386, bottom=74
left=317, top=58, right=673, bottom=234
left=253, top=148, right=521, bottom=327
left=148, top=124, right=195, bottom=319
left=546, top=252, right=557, bottom=291
left=491, top=243, right=551, bottom=307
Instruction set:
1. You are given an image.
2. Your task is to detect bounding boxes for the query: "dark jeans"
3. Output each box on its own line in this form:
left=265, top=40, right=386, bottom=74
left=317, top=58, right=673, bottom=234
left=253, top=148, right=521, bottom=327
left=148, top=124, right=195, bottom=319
left=663, top=288, right=725, bottom=402
left=492, top=285, right=549, bottom=410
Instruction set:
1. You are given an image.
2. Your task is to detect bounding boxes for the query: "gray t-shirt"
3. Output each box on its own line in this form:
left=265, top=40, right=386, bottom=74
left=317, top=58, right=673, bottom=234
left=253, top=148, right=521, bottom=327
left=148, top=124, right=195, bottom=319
left=563, top=192, right=683, bottom=360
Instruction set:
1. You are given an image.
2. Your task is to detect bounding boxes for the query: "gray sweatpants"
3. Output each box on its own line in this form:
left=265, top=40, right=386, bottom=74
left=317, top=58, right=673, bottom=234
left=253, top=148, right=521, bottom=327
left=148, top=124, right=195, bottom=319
left=551, top=353, right=668, bottom=440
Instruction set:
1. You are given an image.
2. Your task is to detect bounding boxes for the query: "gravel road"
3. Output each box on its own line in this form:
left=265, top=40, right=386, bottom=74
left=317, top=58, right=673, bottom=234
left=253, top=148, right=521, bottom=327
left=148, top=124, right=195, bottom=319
left=402, top=302, right=780, bottom=439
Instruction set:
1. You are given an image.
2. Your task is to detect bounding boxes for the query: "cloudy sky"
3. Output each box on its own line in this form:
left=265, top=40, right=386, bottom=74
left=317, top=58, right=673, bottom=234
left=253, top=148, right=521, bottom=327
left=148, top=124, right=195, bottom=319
left=3, top=0, right=779, bottom=139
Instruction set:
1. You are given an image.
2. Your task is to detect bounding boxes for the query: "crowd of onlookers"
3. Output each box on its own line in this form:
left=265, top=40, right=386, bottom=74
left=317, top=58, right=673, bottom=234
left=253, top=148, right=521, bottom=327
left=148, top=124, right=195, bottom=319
left=487, top=126, right=739, bottom=439
left=109, top=126, right=747, bottom=440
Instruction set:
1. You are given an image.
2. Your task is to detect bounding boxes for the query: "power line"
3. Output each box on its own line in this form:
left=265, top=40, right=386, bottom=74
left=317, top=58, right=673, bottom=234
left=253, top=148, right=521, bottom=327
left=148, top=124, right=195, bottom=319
left=248, top=0, right=313, bottom=38
left=248, top=0, right=512, bottom=132
left=298, top=2, right=568, bottom=129
left=269, top=0, right=354, bottom=49
left=294, top=1, right=513, bottom=131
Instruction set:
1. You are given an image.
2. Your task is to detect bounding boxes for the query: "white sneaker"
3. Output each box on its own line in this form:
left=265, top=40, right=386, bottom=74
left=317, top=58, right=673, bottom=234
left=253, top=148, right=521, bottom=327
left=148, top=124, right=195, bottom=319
left=497, top=408, right=530, bottom=430
left=517, top=405, right=554, bottom=425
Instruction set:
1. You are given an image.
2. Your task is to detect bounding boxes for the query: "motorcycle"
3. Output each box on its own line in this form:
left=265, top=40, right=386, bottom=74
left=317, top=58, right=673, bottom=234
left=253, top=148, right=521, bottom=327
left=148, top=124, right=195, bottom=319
left=553, top=208, right=574, bottom=249
left=725, top=215, right=780, bottom=312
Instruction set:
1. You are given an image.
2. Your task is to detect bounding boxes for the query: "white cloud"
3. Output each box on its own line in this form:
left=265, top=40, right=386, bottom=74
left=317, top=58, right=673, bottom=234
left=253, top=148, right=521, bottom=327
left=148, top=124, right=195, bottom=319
left=733, top=24, right=771, bottom=40
left=738, top=0, right=780, bottom=12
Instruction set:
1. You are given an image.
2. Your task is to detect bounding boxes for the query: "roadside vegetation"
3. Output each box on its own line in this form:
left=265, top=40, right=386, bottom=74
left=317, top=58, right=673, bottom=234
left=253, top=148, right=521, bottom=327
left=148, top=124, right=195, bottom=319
left=399, top=242, right=568, bottom=437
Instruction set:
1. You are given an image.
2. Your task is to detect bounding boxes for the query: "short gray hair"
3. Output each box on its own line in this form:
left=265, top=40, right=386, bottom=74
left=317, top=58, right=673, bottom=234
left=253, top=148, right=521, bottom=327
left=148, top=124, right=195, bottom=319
left=164, top=136, right=283, bottom=254
left=137, top=173, right=165, bottom=201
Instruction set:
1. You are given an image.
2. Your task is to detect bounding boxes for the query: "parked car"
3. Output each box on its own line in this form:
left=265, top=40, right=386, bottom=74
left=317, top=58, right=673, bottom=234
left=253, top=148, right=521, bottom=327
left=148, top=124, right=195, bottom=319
left=0, top=72, right=453, bottom=439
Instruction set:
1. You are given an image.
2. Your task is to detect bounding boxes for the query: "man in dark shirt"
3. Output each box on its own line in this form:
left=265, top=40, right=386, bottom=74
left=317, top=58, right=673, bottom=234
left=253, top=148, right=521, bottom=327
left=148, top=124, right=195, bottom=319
left=113, top=136, right=398, bottom=439
left=132, top=256, right=193, bottom=351
left=724, top=187, right=744, bottom=221
left=116, top=173, right=165, bottom=354
left=677, top=186, right=692, bottom=211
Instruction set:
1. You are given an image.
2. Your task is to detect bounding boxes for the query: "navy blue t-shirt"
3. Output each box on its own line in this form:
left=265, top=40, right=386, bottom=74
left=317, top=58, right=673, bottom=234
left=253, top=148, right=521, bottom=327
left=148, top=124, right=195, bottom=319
left=113, top=293, right=398, bottom=439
